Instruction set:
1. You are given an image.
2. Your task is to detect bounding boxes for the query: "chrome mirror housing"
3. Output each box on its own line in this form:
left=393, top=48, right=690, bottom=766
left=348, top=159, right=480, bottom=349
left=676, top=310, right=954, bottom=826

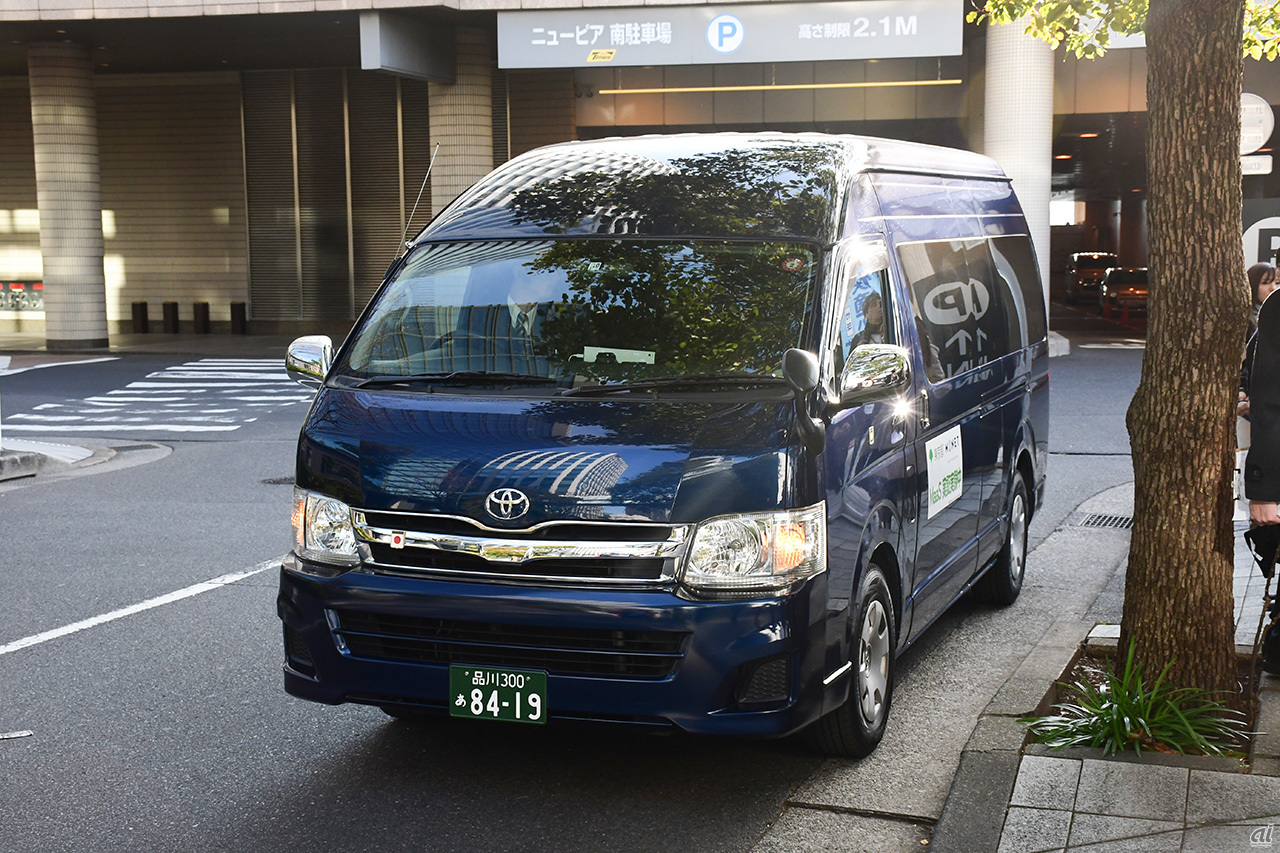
left=286, top=335, right=333, bottom=389
left=840, top=344, right=912, bottom=404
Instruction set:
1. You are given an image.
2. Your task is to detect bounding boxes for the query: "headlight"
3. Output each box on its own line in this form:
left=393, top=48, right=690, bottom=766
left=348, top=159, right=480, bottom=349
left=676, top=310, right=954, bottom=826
left=292, top=487, right=359, bottom=566
left=681, top=503, right=826, bottom=595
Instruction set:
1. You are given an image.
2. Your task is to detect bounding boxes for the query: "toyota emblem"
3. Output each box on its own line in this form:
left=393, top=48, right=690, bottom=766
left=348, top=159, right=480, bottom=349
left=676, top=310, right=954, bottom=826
left=485, top=488, right=531, bottom=521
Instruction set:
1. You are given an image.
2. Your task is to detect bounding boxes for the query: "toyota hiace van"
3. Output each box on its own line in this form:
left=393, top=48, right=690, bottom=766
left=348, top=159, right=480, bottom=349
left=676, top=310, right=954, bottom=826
left=278, top=133, right=1049, bottom=757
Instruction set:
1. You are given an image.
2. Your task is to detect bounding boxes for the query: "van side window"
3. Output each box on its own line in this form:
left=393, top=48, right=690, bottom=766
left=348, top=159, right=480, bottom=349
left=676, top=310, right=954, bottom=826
left=897, top=239, right=1010, bottom=382
left=838, top=270, right=892, bottom=365
left=990, top=235, right=1047, bottom=344
left=962, top=239, right=1014, bottom=359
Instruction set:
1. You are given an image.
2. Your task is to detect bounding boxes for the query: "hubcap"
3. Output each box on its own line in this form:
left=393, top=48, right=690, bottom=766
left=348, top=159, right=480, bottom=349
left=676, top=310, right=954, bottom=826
left=858, top=599, right=890, bottom=724
left=1009, top=491, right=1027, bottom=584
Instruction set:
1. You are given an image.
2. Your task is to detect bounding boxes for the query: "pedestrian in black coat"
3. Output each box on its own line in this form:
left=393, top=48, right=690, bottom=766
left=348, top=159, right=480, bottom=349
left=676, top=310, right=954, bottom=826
left=1246, top=291, right=1280, bottom=525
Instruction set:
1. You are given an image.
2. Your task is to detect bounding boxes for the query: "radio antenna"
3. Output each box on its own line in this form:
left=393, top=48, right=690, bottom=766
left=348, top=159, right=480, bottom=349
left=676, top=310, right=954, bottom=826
left=400, top=142, right=441, bottom=254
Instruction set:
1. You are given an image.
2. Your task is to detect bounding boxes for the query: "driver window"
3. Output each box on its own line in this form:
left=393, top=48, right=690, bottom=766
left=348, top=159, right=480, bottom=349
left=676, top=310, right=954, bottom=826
left=837, top=268, right=893, bottom=371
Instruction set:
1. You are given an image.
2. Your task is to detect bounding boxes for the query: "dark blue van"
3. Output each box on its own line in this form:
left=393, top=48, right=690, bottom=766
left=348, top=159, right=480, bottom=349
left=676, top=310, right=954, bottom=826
left=277, top=133, right=1048, bottom=757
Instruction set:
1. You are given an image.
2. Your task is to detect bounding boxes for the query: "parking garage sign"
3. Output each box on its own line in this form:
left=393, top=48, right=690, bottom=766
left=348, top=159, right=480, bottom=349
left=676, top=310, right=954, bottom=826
left=498, top=0, right=962, bottom=68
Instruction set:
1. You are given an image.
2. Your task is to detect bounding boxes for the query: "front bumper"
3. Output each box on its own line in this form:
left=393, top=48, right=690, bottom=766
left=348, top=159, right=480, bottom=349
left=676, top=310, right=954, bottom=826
left=277, top=557, right=838, bottom=737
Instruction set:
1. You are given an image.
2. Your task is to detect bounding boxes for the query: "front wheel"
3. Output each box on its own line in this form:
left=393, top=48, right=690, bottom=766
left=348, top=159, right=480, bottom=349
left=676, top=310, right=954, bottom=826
left=975, top=475, right=1029, bottom=606
left=806, top=565, right=896, bottom=758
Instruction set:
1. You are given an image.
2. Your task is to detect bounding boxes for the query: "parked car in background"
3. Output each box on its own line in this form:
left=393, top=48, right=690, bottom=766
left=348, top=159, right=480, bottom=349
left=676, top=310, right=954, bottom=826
left=1099, top=267, right=1149, bottom=315
left=1065, top=252, right=1118, bottom=305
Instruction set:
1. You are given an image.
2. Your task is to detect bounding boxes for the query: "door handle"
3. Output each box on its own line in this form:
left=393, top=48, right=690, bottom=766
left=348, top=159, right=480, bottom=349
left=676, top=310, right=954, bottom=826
left=919, top=388, right=931, bottom=429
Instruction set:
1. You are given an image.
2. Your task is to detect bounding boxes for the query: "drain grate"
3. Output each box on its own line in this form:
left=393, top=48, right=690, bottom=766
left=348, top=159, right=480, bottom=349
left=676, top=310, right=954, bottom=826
left=1080, top=513, right=1134, bottom=530
left=261, top=477, right=294, bottom=486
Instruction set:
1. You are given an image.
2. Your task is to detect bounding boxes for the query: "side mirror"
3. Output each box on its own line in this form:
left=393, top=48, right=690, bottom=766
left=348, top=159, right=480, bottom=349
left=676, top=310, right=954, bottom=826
left=782, top=348, right=825, bottom=456
left=840, top=344, right=913, bottom=404
left=782, top=347, right=820, bottom=395
left=286, top=335, right=333, bottom=389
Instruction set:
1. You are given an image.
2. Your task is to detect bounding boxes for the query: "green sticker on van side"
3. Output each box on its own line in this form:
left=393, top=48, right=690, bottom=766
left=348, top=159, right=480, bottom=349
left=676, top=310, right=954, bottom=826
left=926, top=426, right=963, bottom=519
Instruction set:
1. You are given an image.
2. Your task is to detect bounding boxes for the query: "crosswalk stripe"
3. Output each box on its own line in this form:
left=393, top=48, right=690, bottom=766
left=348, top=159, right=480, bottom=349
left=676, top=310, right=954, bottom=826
left=2, top=424, right=241, bottom=432
left=2, top=358, right=312, bottom=435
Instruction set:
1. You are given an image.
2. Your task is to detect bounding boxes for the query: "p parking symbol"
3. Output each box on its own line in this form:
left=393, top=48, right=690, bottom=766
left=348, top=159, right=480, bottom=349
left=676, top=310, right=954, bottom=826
left=707, top=14, right=744, bottom=53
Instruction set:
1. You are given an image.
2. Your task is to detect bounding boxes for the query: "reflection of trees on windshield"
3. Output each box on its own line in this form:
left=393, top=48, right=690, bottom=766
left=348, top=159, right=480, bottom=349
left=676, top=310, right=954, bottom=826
left=507, top=145, right=842, bottom=240
left=531, top=241, right=813, bottom=380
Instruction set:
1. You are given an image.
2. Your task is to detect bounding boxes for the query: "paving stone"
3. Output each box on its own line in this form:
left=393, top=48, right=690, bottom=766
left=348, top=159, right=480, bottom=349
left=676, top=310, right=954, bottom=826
left=1063, top=831, right=1185, bottom=852
left=1009, top=756, right=1081, bottom=810
left=1066, top=813, right=1183, bottom=850
left=1182, top=823, right=1280, bottom=852
left=1073, top=760, right=1188, bottom=822
left=1251, top=757, right=1280, bottom=777
left=1252, top=689, right=1280, bottom=759
left=996, top=806, right=1070, bottom=853
left=1186, top=769, right=1280, bottom=824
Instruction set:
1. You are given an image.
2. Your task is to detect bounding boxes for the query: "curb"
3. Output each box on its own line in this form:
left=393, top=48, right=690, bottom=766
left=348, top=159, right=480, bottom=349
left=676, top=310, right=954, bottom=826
left=0, top=449, right=41, bottom=481
left=930, top=487, right=1134, bottom=852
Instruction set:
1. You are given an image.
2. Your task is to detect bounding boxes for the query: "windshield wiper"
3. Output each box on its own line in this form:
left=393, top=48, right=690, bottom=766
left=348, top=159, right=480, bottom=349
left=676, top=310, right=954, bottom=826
left=557, top=373, right=787, bottom=397
left=354, top=371, right=558, bottom=389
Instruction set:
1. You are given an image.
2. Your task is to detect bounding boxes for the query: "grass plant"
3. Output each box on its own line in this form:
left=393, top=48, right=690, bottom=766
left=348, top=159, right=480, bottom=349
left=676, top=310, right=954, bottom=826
left=1022, top=640, right=1248, bottom=757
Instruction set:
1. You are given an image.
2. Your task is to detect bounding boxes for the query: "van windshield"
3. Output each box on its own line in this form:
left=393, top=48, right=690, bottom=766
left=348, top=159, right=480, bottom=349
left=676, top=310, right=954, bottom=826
left=335, top=239, right=817, bottom=389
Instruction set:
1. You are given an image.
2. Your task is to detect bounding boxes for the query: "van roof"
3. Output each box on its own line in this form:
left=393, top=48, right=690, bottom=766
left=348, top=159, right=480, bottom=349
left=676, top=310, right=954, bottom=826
left=417, top=132, right=1008, bottom=245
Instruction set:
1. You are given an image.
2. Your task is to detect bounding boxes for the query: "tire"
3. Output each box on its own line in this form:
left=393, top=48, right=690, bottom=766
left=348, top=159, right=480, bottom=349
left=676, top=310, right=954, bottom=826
left=806, top=565, right=896, bottom=758
left=975, top=475, right=1029, bottom=606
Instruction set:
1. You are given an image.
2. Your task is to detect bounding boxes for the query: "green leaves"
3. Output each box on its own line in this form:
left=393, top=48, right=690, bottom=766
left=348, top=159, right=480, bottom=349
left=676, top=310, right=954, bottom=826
left=1245, top=0, right=1280, bottom=60
left=1021, top=640, right=1248, bottom=757
left=970, top=0, right=1279, bottom=60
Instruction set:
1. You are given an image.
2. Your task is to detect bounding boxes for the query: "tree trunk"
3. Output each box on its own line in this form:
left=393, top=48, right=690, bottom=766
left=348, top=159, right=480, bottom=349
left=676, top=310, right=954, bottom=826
left=1120, top=0, right=1248, bottom=696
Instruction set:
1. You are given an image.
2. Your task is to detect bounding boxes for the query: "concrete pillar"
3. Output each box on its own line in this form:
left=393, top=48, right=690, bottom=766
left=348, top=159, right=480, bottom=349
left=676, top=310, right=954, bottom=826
left=429, top=28, right=494, bottom=217
left=28, top=42, right=108, bottom=350
left=1119, top=193, right=1148, bottom=266
left=983, top=24, right=1054, bottom=307
left=1084, top=198, right=1122, bottom=254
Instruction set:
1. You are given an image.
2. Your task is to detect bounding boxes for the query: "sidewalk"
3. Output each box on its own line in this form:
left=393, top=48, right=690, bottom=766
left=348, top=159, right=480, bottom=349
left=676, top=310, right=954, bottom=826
left=931, top=491, right=1280, bottom=853
left=0, top=330, right=301, bottom=359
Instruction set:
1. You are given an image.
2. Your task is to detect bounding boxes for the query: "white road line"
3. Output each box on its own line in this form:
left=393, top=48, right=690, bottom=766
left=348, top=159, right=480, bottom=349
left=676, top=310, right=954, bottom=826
left=7, top=414, right=86, bottom=422
left=228, top=396, right=313, bottom=403
left=0, top=356, right=119, bottom=377
left=0, top=557, right=283, bottom=657
left=126, top=381, right=293, bottom=389
left=148, top=372, right=290, bottom=380
left=1, top=424, right=241, bottom=432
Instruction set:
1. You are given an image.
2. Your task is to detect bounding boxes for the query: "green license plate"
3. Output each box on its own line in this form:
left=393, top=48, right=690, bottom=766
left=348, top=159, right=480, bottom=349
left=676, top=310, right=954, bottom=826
left=449, top=665, right=548, bottom=724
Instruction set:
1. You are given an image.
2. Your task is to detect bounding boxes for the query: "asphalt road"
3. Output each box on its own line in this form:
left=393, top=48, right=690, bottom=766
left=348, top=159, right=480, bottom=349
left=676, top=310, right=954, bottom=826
left=0, top=305, right=1143, bottom=853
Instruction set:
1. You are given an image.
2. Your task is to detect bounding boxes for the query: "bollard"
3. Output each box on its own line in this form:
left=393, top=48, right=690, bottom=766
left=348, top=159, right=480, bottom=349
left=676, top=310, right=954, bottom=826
left=131, top=301, right=149, bottom=334
left=193, top=301, right=211, bottom=334
left=162, top=301, right=179, bottom=334
left=230, top=301, right=247, bottom=335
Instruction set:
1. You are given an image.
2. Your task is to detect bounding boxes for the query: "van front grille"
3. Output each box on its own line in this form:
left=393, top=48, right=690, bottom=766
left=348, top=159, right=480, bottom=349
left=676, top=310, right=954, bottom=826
left=368, top=543, right=668, bottom=581
left=333, top=610, right=688, bottom=679
left=353, top=510, right=688, bottom=585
